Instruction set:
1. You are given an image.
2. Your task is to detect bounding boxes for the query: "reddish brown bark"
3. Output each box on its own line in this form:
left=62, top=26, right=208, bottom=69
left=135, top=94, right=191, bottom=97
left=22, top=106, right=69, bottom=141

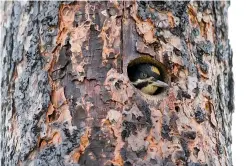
left=1, top=1, right=233, bottom=166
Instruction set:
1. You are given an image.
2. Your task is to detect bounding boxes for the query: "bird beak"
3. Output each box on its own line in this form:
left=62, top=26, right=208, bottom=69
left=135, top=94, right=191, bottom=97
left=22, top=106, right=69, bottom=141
left=151, top=80, right=169, bottom=88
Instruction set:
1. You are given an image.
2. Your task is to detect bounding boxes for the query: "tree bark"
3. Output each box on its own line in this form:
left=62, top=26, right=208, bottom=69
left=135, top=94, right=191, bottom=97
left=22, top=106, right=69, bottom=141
left=0, top=1, right=233, bottom=166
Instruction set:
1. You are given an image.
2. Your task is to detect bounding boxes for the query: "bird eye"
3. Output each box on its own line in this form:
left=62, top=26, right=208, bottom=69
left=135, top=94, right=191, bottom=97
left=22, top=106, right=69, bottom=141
left=140, top=72, right=147, bottom=78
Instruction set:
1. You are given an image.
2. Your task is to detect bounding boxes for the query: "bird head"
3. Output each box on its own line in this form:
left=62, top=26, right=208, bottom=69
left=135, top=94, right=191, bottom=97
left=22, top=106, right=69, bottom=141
left=129, top=63, right=169, bottom=95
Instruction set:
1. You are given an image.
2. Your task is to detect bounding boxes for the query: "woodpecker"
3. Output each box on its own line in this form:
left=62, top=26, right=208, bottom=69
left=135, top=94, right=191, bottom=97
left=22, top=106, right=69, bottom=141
left=129, top=63, right=169, bottom=95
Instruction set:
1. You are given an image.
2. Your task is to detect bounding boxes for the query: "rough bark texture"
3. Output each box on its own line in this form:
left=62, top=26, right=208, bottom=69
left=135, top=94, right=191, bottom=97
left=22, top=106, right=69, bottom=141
left=0, top=1, right=233, bottom=166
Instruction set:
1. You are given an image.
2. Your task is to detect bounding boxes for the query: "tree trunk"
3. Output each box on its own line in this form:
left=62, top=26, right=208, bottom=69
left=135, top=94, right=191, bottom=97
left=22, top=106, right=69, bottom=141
left=0, top=1, right=233, bottom=166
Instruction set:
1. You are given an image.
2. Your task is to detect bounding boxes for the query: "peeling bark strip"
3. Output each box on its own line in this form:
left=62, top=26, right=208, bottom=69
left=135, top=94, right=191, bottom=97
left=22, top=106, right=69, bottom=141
left=0, top=1, right=233, bottom=166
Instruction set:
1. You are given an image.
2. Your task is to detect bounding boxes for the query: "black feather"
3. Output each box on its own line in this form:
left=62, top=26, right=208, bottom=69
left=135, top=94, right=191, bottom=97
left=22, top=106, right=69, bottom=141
left=129, top=63, right=161, bottom=81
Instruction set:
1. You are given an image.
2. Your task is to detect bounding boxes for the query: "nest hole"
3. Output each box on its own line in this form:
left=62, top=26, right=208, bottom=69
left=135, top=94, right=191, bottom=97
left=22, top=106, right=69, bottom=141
left=175, top=106, right=180, bottom=112
left=127, top=56, right=169, bottom=96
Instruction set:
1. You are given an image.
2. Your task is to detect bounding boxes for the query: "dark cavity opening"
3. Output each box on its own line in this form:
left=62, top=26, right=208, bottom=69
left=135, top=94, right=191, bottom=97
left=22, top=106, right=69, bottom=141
left=127, top=56, right=169, bottom=95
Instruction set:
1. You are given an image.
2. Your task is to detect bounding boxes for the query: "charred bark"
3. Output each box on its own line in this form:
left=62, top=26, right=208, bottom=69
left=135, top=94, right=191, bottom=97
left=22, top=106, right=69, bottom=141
left=0, top=1, right=233, bottom=166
